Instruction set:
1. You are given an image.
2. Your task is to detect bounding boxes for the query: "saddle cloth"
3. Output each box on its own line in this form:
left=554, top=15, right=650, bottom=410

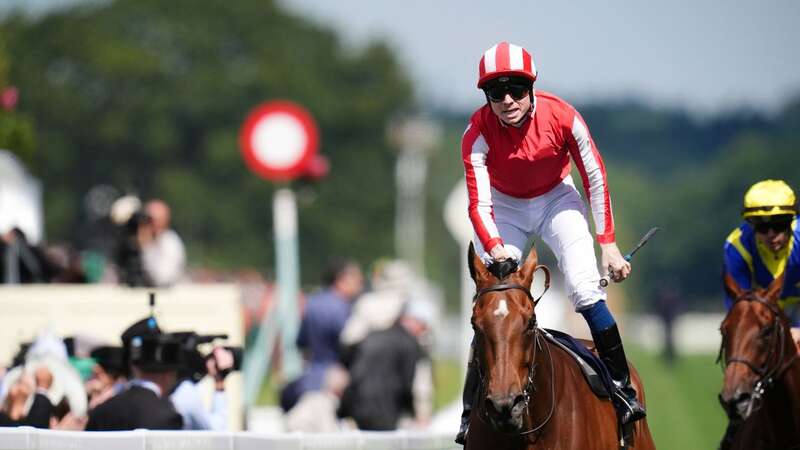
left=542, top=328, right=614, bottom=399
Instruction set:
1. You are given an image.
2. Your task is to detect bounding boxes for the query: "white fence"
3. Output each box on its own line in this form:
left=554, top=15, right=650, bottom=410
left=0, top=428, right=460, bottom=450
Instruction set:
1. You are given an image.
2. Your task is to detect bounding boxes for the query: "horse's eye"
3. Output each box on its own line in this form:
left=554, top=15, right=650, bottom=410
left=759, top=324, right=774, bottom=338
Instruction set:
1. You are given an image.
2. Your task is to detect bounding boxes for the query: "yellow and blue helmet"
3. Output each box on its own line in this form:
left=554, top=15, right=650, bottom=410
left=742, top=179, right=797, bottom=218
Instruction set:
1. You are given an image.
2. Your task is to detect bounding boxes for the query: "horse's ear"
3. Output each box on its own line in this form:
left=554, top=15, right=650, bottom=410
left=518, top=244, right=539, bottom=286
left=765, top=271, right=786, bottom=303
left=468, top=242, right=493, bottom=285
left=723, top=273, right=745, bottom=300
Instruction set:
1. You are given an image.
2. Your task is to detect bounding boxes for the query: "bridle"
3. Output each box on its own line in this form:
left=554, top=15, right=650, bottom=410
left=472, top=265, right=554, bottom=437
left=718, top=292, right=799, bottom=415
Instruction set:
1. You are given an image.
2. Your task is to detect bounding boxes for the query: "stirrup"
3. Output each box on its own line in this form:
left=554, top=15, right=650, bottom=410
left=455, top=415, right=470, bottom=445
left=455, top=429, right=467, bottom=446
left=614, top=389, right=646, bottom=425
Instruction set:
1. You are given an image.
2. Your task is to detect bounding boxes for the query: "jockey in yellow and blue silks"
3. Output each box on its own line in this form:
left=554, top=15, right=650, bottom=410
left=723, top=179, right=800, bottom=328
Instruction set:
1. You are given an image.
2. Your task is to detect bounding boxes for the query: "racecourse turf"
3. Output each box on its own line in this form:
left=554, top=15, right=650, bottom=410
left=627, top=346, right=728, bottom=450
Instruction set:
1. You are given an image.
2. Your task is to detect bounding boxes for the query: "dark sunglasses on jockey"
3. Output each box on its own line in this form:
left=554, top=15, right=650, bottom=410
left=748, top=215, right=793, bottom=234
left=484, top=83, right=531, bottom=102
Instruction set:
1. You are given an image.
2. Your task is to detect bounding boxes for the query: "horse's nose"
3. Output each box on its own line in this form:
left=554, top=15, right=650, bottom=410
left=485, top=394, right=515, bottom=418
left=719, top=389, right=751, bottom=420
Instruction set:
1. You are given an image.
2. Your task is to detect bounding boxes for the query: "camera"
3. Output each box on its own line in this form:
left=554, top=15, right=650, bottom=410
left=168, top=332, right=243, bottom=383
left=115, top=210, right=153, bottom=287
left=127, top=331, right=242, bottom=382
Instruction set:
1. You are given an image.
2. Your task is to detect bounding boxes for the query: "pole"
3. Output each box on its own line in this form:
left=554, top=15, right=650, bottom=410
left=242, top=188, right=302, bottom=406
left=395, top=150, right=428, bottom=274
left=273, top=188, right=302, bottom=381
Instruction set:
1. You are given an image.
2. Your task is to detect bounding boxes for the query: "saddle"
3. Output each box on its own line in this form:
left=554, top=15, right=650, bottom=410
left=542, top=328, right=612, bottom=398
left=542, top=328, right=635, bottom=449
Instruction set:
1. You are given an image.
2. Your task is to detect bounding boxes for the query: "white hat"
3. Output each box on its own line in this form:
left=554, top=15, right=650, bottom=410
left=110, top=195, right=142, bottom=225
left=373, top=260, right=415, bottom=291
left=404, top=298, right=437, bottom=327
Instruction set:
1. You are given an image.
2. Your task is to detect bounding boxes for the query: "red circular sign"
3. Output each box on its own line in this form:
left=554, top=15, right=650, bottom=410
left=239, top=101, right=319, bottom=182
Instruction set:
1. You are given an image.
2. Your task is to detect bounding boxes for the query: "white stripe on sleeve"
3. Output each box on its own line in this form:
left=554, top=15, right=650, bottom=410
left=469, top=133, right=500, bottom=240
left=571, top=115, right=608, bottom=235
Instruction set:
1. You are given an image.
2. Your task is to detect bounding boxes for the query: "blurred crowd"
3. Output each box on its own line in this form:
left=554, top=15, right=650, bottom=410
left=1, top=195, right=186, bottom=288
left=1, top=165, right=442, bottom=432
left=0, top=256, right=440, bottom=434
left=280, top=257, right=438, bottom=432
left=0, top=309, right=240, bottom=431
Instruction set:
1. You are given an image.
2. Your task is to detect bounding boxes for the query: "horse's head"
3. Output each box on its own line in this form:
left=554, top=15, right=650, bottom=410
left=468, top=243, right=546, bottom=433
left=719, top=272, right=789, bottom=421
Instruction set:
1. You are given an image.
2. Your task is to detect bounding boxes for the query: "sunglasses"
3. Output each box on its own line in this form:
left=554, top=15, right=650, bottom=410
left=484, top=84, right=530, bottom=102
left=750, top=219, right=792, bottom=234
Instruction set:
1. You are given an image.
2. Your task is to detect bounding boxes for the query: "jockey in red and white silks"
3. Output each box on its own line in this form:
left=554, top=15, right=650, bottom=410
left=454, top=41, right=644, bottom=447
left=462, top=89, right=612, bottom=310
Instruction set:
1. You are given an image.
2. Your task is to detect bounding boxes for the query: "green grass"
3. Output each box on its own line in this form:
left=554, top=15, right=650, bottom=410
left=628, top=347, right=727, bottom=450
left=434, top=358, right=463, bottom=410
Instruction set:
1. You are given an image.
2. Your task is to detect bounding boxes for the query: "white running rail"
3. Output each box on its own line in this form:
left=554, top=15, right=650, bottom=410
left=0, top=428, right=461, bottom=450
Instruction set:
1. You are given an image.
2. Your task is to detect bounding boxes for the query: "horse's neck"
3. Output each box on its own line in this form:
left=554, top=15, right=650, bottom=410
left=763, top=336, right=800, bottom=438
left=779, top=353, right=800, bottom=424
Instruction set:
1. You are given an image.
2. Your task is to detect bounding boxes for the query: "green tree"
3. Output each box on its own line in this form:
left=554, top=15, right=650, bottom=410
left=0, top=30, right=35, bottom=164
left=3, top=0, right=413, bottom=282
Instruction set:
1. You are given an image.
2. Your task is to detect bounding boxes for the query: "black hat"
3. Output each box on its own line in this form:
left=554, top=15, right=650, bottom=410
left=90, top=346, right=126, bottom=376
left=121, top=317, right=161, bottom=344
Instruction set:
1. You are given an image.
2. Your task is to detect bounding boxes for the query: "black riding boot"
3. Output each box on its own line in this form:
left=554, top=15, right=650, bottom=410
left=455, top=360, right=480, bottom=445
left=592, top=324, right=647, bottom=425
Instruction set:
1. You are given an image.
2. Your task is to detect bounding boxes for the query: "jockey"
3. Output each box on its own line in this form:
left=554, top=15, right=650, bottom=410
left=723, top=180, right=800, bottom=333
left=456, top=41, right=645, bottom=445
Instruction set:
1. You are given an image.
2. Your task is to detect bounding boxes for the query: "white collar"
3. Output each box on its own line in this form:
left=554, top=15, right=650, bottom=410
left=127, top=379, right=162, bottom=397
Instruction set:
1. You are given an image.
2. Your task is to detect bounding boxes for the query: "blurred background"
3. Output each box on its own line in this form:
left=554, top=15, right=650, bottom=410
left=0, top=0, right=798, bottom=448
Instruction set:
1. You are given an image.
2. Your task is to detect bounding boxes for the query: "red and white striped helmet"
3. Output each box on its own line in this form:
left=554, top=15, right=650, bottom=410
left=477, top=41, right=537, bottom=88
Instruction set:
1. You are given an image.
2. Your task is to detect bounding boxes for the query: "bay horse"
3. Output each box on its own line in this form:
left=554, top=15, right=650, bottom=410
left=465, top=243, right=655, bottom=450
left=718, top=273, right=800, bottom=449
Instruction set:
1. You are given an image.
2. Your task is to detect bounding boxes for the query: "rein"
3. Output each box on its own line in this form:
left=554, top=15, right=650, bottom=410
left=472, top=265, right=555, bottom=437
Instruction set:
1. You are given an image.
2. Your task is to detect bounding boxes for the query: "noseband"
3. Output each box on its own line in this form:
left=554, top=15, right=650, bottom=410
left=718, top=293, right=799, bottom=410
left=472, top=265, right=554, bottom=436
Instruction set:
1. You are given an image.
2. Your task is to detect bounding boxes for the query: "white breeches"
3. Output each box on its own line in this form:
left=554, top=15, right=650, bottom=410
left=473, top=175, right=605, bottom=311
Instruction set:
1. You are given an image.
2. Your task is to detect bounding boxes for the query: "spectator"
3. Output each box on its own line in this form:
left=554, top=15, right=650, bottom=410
left=285, top=364, right=349, bottom=433
left=340, top=259, right=414, bottom=348
left=653, top=283, right=682, bottom=366
left=85, top=318, right=182, bottom=431
left=141, top=199, right=186, bottom=287
left=0, top=227, right=57, bottom=284
left=85, top=346, right=127, bottom=409
left=45, top=244, right=87, bottom=283
left=280, top=258, right=363, bottom=412
left=110, top=195, right=153, bottom=287
left=0, top=370, right=53, bottom=428
left=169, top=346, right=234, bottom=430
left=337, top=299, right=435, bottom=431
left=1, top=330, right=89, bottom=428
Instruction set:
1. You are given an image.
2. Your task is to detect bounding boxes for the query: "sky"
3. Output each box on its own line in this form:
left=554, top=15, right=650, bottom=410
left=277, top=0, right=800, bottom=116
left=3, top=0, right=800, bottom=116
